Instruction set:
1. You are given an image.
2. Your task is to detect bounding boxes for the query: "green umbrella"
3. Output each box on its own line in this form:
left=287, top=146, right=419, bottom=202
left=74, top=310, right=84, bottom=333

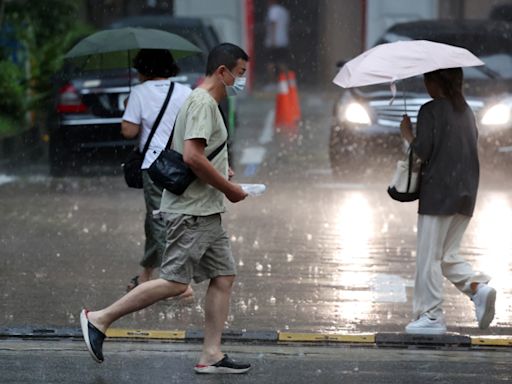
left=64, top=27, right=202, bottom=70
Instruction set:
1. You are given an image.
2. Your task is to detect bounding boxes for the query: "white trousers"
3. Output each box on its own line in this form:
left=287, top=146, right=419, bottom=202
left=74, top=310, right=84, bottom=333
left=413, top=214, right=490, bottom=319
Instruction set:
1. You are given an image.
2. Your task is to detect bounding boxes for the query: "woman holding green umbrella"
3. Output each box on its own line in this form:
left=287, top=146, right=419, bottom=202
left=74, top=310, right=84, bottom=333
left=122, top=49, right=192, bottom=296
left=64, top=29, right=201, bottom=292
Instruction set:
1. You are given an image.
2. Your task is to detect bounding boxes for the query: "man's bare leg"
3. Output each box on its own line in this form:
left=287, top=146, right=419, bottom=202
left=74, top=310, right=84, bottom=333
left=199, top=275, right=235, bottom=365
left=87, top=278, right=189, bottom=333
left=128, top=267, right=194, bottom=299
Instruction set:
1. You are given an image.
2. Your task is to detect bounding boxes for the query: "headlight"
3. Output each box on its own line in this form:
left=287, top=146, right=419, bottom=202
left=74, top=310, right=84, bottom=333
left=343, top=102, right=371, bottom=125
left=481, top=104, right=511, bottom=126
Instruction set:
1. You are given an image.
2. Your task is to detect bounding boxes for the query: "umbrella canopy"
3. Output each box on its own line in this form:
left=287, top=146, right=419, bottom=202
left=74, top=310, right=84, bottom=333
left=333, top=40, right=484, bottom=89
left=64, top=27, right=202, bottom=70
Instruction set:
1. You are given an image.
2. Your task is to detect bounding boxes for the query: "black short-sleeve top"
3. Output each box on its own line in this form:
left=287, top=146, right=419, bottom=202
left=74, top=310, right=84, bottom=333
left=411, top=98, right=479, bottom=217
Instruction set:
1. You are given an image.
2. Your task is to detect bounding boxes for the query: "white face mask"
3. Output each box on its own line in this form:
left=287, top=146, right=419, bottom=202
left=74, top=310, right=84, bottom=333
left=223, top=68, right=246, bottom=96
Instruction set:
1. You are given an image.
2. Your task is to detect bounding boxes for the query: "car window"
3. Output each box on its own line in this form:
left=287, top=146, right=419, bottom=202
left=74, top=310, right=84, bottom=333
left=206, top=25, right=221, bottom=47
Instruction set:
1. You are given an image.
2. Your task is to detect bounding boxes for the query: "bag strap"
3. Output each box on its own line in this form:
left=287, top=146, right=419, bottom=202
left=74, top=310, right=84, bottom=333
left=140, top=82, right=175, bottom=156
left=406, top=146, right=414, bottom=192
left=206, top=140, right=227, bottom=161
left=165, top=105, right=227, bottom=161
left=164, top=119, right=177, bottom=150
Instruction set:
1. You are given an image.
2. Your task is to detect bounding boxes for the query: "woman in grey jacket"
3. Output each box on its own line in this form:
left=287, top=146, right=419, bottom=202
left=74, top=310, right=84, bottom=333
left=400, top=67, right=496, bottom=334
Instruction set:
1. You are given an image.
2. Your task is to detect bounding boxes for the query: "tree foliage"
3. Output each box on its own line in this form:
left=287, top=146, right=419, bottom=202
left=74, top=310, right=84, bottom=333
left=0, top=60, right=24, bottom=117
left=1, top=0, right=93, bottom=120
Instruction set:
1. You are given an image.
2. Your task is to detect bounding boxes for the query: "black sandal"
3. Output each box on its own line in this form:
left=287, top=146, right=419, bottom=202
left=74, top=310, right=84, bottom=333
left=126, top=275, right=139, bottom=292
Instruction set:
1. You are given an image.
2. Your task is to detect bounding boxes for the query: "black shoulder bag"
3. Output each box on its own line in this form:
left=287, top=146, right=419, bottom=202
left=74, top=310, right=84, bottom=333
left=148, top=110, right=226, bottom=195
left=122, top=82, right=174, bottom=189
left=387, top=147, right=421, bottom=202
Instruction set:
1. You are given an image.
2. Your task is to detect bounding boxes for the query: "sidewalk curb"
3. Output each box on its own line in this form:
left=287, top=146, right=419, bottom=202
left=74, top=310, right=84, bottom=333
left=1, top=327, right=511, bottom=348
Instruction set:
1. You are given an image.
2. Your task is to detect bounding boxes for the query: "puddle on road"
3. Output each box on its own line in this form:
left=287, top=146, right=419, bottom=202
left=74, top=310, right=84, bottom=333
left=369, top=274, right=414, bottom=303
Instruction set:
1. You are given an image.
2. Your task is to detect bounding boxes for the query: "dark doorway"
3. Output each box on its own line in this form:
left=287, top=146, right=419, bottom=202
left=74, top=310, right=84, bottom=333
left=252, top=0, right=321, bottom=88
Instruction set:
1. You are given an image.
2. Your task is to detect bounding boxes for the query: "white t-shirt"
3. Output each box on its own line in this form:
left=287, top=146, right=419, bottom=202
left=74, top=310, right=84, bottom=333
left=265, top=4, right=290, bottom=48
left=123, top=80, right=192, bottom=169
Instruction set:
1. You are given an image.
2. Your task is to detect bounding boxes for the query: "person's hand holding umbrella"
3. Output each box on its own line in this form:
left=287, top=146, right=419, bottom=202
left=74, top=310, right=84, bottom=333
left=400, top=114, right=414, bottom=144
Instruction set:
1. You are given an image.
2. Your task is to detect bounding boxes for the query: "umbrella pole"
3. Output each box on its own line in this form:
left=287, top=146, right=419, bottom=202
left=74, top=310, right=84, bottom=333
left=403, top=90, right=407, bottom=114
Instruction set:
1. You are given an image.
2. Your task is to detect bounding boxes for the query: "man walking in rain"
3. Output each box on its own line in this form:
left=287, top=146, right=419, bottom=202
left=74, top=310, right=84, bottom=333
left=80, top=43, right=251, bottom=374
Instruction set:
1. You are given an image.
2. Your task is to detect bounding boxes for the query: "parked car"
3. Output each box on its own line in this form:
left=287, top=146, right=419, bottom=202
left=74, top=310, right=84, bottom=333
left=329, top=20, right=512, bottom=176
left=48, top=16, right=235, bottom=176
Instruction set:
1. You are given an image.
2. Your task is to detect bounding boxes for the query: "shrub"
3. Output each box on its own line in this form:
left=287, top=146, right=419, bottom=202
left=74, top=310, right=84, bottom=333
left=3, top=0, right=93, bottom=114
left=0, top=60, right=25, bottom=118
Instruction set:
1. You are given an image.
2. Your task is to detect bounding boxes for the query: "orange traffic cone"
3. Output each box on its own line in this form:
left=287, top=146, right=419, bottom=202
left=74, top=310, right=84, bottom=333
left=287, top=70, right=301, bottom=123
left=274, top=71, right=295, bottom=132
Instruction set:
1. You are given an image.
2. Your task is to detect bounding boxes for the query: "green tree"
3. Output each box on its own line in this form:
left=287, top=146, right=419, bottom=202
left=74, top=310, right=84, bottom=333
left=1, top=0, right=93, bottom=131
left=0, top=60, right=24, bottom=117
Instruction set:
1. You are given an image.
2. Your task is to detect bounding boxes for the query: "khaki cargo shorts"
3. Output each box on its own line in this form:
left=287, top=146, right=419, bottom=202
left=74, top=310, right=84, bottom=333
left=159, top=213, right=236, bottom=284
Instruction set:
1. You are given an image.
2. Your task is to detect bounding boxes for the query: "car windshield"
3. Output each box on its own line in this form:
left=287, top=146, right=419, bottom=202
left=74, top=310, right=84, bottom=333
left=465, top=53, right=512, bottom=79
left=149, top=27, right=209, bottom=73
left=175, top=53, right=205, bottom=73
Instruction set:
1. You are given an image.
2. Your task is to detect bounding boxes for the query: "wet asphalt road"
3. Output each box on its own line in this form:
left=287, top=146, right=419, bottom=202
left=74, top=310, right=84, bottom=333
left=1, top=340, right=511, bottom=384
left=1, top=90, right=512, bottom=338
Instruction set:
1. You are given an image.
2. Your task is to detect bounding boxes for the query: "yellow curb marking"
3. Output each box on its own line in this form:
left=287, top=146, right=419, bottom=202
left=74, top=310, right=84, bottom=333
left=100, top=330, right=512, bottom=347
left=106, top=329, right=185, bottom=340
left=470, top=336, right=512, bottom=346
left=278, top=332, right=375, bottom=343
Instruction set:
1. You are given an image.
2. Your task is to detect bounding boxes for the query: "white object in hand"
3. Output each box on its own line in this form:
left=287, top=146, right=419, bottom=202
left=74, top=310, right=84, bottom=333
left=240, top=183, right=266, bottom=196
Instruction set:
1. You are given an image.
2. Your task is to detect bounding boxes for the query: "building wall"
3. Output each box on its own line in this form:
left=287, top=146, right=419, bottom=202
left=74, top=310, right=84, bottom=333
left=464, top=0, right=512, bottom=18
left=174, top=0, right=244, bottom=46
left=318, top=0, right=363, bottom=88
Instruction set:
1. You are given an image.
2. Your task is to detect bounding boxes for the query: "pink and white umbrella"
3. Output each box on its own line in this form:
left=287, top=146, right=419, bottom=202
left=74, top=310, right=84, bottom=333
left=333, top=40, right=484, bottom=89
